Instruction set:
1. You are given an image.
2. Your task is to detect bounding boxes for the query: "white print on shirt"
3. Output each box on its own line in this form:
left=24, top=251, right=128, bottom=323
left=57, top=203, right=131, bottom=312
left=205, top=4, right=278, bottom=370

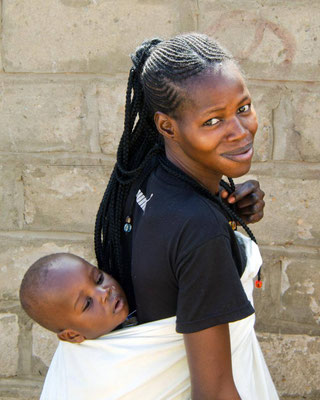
left=136, top=189, right=153, bottom=213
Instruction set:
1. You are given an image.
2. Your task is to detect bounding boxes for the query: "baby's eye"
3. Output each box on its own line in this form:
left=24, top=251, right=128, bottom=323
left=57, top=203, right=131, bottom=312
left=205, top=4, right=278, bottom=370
left=237, top=104, right=251, bottom=113
left=83, top=297, right=92, bottom=312
left=203, top=117, right=220, bottom=127
left=96, top=271, right=104, bottom=285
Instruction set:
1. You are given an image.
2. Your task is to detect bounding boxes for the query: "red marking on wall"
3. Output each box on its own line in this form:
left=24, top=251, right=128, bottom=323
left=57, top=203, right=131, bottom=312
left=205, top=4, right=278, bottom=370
left=205, top=11, right=296, bottom=67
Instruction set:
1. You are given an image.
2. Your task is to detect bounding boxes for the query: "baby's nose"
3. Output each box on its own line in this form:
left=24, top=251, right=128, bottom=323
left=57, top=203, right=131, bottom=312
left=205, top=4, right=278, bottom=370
left=97, top=285, right=113, bottom=302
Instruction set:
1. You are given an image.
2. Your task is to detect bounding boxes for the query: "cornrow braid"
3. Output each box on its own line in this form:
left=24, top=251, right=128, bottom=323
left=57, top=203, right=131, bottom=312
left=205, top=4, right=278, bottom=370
left=95, top=33, right=259, bottom=311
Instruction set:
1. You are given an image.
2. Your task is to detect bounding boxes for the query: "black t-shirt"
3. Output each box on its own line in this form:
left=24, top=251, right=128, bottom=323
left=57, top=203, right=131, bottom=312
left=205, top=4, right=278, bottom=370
left=130, top=163, right=254, bottom=334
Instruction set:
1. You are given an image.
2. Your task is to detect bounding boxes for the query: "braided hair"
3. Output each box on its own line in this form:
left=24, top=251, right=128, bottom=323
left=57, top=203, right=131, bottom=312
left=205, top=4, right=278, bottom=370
left=95, top=33, right=258, bottom=310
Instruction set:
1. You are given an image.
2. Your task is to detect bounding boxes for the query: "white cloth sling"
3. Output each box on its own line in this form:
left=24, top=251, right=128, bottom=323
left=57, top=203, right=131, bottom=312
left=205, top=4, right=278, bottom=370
left=40, top=232, right=278, bottom=400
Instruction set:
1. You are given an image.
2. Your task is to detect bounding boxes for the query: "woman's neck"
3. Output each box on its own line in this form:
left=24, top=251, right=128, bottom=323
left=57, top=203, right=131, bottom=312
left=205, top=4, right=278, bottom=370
left=165, top=147, right=222, bottom=196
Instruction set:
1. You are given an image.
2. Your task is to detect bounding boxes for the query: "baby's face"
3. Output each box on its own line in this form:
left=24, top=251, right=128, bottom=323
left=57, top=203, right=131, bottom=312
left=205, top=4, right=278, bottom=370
left=47, top=258, right=129, bottom=340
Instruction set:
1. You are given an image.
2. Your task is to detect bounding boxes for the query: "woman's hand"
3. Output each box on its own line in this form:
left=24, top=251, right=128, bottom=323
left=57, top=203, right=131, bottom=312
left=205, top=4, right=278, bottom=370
left=184, top=324, right=241, bottom=400
left=221, top=180, right=265, bottom=224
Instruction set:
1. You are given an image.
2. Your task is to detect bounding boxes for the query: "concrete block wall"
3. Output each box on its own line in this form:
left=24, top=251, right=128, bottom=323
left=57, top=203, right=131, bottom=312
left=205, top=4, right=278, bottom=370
left=0, top=0, right=319, bottom=399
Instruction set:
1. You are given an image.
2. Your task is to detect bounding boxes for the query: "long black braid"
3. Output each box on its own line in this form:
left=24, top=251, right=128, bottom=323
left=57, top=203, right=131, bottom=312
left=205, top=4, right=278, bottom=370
left=95, top=33, right=260, bottom=310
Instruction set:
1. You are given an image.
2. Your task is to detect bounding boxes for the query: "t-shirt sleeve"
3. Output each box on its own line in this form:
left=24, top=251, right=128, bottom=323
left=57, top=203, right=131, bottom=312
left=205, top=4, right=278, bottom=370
left=175, top=234, right=254, bottom=334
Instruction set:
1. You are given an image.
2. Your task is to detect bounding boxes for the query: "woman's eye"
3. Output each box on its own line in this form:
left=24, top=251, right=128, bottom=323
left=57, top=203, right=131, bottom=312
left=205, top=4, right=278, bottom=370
left=83, top=297, right=92, bottom=312
left=238, top=104, right=251, bottom=113
left=96, top=272, right=104, bottom=285
left=203, top=117, right=220, bottom=126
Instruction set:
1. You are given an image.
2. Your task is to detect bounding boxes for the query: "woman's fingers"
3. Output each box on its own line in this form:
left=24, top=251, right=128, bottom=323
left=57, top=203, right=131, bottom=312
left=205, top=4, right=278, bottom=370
left=221, top=180, right=265, bottom=224
left=236, top=207, right=264, bottom=224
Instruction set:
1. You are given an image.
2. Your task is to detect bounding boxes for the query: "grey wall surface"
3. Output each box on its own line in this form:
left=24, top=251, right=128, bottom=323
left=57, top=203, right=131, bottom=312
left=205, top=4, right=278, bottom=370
left=0, top=1, right=319, bottom=399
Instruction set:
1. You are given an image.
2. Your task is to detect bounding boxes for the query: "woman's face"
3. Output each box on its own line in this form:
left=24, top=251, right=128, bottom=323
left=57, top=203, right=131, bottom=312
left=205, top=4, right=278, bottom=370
left=163, top=63, right=258, bottom=192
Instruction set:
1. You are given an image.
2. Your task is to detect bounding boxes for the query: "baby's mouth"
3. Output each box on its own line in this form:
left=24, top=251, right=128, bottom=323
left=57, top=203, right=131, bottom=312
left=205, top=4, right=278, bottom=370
left=113, top=296, right=124, bottom=314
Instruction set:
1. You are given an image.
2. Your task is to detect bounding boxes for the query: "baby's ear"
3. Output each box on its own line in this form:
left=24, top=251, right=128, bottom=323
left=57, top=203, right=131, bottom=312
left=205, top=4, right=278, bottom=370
left=57, top=329, right=85, bottom=343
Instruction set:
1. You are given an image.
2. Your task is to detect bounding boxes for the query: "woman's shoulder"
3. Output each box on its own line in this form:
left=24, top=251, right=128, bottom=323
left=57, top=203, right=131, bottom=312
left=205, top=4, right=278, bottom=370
left=138, top=176, right=232, bottom=259
left=149, top=168, right=229, bottom=233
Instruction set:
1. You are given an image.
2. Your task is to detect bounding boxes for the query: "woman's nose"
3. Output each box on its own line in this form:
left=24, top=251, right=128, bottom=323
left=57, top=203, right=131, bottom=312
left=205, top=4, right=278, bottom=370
left=226, top=116, right=248, bottom=141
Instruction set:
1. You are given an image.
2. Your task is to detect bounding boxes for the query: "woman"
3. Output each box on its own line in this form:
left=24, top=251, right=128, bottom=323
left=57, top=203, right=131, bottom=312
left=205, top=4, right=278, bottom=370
left=94, top=33, right=276, bottom=399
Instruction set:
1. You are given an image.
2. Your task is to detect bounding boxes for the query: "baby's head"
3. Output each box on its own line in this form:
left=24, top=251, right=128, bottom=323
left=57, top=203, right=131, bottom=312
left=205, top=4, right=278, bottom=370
left=19, top=253, right=129, bottom=343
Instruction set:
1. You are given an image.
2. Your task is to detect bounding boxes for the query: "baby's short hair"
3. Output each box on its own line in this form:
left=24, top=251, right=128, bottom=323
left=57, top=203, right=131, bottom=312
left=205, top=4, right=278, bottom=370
left=19, top=253, right=79, bottom=332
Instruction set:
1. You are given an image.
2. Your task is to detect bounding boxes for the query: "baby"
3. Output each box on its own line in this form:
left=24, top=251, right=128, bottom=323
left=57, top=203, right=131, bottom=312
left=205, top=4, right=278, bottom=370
left=19, top=253, right=129, bottom=343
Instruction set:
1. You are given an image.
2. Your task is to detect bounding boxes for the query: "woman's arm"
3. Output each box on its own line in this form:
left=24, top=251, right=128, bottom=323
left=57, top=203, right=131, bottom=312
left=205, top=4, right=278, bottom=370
left=184, top=324, right=240, bottom=400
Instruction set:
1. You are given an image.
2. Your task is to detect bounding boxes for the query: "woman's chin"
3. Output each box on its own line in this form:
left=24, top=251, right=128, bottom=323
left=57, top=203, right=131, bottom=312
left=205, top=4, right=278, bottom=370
left=225, top=162, right=252, bottom=179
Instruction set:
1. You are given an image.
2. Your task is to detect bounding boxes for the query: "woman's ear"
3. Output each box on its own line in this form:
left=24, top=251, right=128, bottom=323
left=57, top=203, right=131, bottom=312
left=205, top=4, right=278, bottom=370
left=154, top=112, right=177, bottom=140
left=58, top=329, right=85, bottom=343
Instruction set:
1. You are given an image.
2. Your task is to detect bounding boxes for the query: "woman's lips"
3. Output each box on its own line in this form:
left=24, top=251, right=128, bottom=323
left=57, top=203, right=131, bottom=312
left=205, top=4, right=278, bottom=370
left=221, top=143, right=253, bottom=161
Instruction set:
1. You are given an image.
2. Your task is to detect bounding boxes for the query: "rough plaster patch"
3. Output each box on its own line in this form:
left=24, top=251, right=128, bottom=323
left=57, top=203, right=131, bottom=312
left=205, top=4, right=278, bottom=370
left=309, top=298, right=320, bottom=324
left=0, top=313, right=19, bottom=376
left=60, top=0, right=92, bottom=7
left=0, top=82, right=86, bottom=153
left=0, top=241, right=95, bottom=300
left=24, top=200, right=36, bottom=225
left=280, top=257, right=290, bottom=295
left=3, top=0, right=180, bottom=74
left=32, top=325, right=59, bottom=367
left=48, top=169, right=95, bottom=199
left=293, top=286, right=304, bottom=295
left=21, top=165, right=110, bottom=232
left=303, top=279, right=315, bottom=295
left=258, top=333, right=320, bottom=396
left=297, top=218, right=314, bottom=240
left=241, top=175, right=319, bottom=246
